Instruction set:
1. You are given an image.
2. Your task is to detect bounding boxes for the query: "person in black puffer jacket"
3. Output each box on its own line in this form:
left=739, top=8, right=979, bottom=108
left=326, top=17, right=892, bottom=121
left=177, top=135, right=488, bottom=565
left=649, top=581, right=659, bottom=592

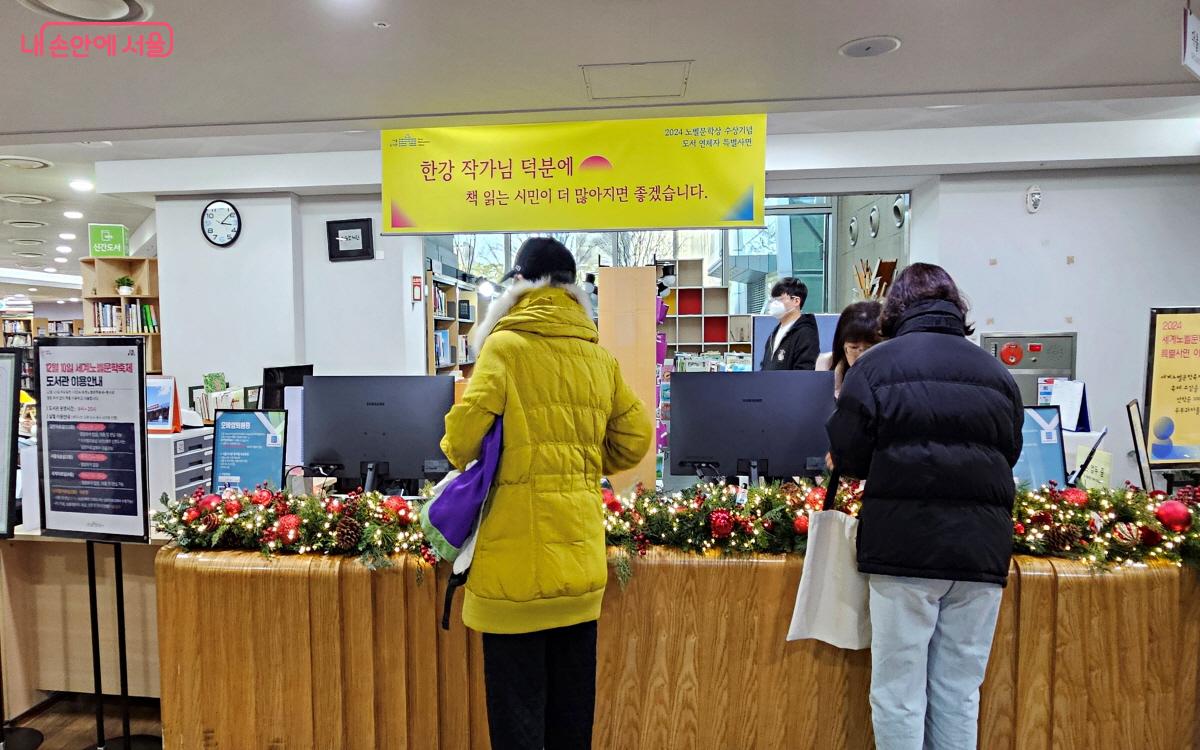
left=826, top=263, right=1023, bottom=750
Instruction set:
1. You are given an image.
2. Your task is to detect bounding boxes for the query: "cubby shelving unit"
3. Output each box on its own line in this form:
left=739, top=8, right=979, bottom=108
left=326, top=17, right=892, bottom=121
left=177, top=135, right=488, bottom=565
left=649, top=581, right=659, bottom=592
left=80, top=257, right=162, bottom=373
left=658, top=258, right=753, bottom=356
left=3, top=315, right=35, bottom=390
left=425, top=270, right=488, bottom=378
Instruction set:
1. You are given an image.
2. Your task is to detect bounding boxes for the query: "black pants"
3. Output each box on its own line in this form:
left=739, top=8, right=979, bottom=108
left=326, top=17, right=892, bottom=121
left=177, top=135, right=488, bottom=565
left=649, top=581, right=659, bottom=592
left=482, top=620, right=598, bottom=750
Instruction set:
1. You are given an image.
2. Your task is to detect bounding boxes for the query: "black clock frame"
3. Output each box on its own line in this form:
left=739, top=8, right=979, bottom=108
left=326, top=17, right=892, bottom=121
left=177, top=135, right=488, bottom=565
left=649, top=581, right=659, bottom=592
left=201, top=199, right=242, bottom=247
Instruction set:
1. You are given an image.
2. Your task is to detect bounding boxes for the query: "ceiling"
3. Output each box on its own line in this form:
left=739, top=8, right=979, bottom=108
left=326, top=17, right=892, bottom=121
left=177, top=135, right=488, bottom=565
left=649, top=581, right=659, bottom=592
left=1, top=0, right=1198, bottom=144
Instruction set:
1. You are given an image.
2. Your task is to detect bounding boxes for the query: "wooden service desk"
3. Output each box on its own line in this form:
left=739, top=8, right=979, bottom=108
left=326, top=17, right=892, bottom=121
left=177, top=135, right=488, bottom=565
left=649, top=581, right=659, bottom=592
left=154, top=548, right=1200, bottom=750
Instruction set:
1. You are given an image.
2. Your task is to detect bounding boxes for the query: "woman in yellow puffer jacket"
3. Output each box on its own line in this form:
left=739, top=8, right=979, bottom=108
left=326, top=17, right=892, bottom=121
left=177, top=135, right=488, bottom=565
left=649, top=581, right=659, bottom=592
left=440, top=237, right=653, bottom=750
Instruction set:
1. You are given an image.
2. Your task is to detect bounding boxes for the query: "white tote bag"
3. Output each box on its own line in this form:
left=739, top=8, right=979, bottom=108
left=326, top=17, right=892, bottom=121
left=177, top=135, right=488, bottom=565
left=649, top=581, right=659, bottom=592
left=787, top=473, right=872, bottom=650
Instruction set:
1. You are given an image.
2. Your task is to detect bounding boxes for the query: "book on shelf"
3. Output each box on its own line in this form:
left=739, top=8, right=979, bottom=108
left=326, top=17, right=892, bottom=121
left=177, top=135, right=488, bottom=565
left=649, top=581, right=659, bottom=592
left=433, top=329, right=452, bottom=367
left=92, top=302, right=158, bottom=334
left=457, top=335, right=470, bottom=364
left=4, top=334, right=31, bottom=347
left=2, top=320, right=29, bottom=333
left=432, top=286, right=451, bottom=318
left=458, top=300, right=473, bottom=320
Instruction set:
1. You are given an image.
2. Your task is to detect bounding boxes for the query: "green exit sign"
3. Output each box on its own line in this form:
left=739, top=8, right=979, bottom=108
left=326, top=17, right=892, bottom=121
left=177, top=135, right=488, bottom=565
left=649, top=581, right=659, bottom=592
left=88, top=223, right=128, bottom=257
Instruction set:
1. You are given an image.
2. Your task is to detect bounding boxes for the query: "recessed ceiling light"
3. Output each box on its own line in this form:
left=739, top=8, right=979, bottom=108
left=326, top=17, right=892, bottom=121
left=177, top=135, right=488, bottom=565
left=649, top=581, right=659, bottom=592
left=8, top=238, right=45, bottom=246
left=63, top=210, right=83, bottom=219
left=56, top=245, right=72, bottom=254
left=838, top=35, right=902, bottom=58
left=54, top=257, right=68, bottom=263
left=43, top=267, right=57, bottom=273
left=78, top=141, right=114, bottom=148
left=0, top=194, right=54, bottom=205
left=69, top=297, right=79, bottom=302
left=59, top=232, right=76, bottom=240
left=56, top=299, right=65, bottom=304
left=3, top=219, right=47, bottom=229
left=0, top=156, right=53, bottom=170
left=344, top=130, right=367, bottom=134
left=69, top=179, right=94, bottom=192
left=373, top=20, right=390, bottom=28
left=925, top=104, right=964, bottom=110
left=27, top=288, right=38, bottom=292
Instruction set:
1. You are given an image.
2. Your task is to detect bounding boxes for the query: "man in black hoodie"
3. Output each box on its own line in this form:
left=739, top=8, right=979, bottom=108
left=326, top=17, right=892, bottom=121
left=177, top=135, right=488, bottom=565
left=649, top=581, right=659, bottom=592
left=760, top=277, right=820, bottom=371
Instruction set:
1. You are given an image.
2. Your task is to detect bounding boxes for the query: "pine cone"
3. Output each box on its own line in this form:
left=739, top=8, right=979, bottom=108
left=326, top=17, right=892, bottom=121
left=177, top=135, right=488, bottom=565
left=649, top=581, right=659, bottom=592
left=1045, top=524, right=1082, bottom=552
left=334, top=516, right=363, bottom=551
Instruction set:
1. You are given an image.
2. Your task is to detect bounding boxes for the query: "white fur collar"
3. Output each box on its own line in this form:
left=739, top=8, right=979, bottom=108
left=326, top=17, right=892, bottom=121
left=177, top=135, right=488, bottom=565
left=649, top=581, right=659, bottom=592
left=471, top=278, right=595, bottom=356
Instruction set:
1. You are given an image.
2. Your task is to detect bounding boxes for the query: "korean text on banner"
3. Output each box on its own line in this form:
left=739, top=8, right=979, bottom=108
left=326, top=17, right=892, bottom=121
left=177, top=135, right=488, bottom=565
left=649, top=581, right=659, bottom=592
left=381, top=115, right=767, bottom=234
left=1146, top=309, right=1200, bottom=466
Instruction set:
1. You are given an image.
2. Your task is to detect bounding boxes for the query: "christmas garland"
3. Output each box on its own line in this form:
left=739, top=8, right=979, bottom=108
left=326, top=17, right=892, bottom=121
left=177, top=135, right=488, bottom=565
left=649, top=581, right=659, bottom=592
left=153, top=482, right=1200, bottom=583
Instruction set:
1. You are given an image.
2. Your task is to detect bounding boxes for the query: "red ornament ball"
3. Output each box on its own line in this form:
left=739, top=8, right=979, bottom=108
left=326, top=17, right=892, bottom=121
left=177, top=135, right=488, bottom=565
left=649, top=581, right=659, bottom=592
left=182, top=507, right=200, bottom=524
left=277, top=514, right=302, bottom=544
left=383, top=496, right=412, bottom=525
left=708, top=508, right=734, bottom=539
left=1139, top=525, right=1163, bottom=547
left=223, top=499, right=242, bottom=516
left=1111, top=521, right=1139, bottom=549
left=251, top=488, right=274, bottom=506
left=804, top=487, right=827, bottom=511
left=197, top=494, right=222, bottom=514
left=1061, top=488, right=1089, bottom=507
left=1155, top=500, right=1192, bottom=533
left=1013, top=522, right=1026, bottom=536
left=325, top=498, right=344, bottom=516
left=793, top=513, right=810, bottom=535
left=201, top=514, right=220, bottom=533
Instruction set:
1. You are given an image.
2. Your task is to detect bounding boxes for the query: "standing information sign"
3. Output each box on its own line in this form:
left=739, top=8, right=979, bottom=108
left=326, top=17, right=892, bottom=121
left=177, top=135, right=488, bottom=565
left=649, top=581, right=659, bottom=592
left=36, top=337, right=148, bottom=542
left=0, top=349, right=21, bottom=539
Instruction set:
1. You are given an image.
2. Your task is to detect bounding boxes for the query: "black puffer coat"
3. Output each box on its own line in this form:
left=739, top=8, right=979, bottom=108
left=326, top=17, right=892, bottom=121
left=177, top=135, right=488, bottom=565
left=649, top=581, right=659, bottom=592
left=826, top=299, right=1024, bottom=585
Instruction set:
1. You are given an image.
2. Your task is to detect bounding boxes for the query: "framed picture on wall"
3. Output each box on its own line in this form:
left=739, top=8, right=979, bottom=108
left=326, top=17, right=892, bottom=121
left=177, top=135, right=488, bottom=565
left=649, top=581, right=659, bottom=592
left=326, top=218, right=374, bottom=262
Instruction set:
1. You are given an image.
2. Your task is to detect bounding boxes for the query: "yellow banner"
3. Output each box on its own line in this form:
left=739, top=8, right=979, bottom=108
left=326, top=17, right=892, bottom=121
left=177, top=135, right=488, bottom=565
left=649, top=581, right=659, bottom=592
left=1147, top=309, right=1200, bottom=466
left=381, top=115, right=766, bottom=234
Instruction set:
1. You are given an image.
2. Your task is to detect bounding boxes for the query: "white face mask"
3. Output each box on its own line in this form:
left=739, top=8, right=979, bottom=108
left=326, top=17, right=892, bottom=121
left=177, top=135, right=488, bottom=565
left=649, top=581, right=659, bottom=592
left=767, top=298, right=789, bottom=319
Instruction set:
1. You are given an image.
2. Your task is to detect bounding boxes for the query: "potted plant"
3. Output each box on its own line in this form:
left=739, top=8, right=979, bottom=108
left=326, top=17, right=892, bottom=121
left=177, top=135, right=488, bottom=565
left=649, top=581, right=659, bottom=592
left=115, top=276, right=135, bottom=296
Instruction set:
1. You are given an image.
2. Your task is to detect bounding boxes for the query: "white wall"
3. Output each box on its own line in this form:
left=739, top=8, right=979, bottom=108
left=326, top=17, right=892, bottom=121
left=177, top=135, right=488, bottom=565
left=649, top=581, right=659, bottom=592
left=935, top=166, right=1200, bottom=482
left=156, top=193, right=306, bottom=390
left=298, top=196, right=426, bottom=375
left=33, top=302, right=84, bottom=321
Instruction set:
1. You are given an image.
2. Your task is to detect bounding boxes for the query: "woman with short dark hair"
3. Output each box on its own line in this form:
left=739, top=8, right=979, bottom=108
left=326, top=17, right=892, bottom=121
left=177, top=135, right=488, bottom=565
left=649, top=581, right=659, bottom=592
left=816, top=300, right=883, bottom=396
left=826, top=263, right=1023, bottom=750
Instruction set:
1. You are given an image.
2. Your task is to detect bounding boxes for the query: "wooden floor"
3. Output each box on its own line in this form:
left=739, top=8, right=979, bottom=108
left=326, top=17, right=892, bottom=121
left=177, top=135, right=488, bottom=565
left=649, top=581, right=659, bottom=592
left=12, top=695, right=162, bottom=750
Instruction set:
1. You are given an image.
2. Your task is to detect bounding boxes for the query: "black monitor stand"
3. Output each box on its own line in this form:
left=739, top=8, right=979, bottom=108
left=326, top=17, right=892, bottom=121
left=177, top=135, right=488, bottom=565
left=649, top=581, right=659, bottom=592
left=736, top=458, right=768, bottom=487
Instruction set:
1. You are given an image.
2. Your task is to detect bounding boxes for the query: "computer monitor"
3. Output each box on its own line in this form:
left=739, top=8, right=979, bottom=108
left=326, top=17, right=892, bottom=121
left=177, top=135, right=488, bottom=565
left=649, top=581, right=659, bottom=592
left=302, top=375, right=454, bottom=493
left=670, top=370, right=835, bottom=481
left=261, top=365, right=314, bottom=410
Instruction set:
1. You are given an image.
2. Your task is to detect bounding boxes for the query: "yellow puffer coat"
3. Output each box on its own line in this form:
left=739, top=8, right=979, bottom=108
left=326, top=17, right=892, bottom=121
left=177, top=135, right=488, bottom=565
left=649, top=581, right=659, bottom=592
left=440, top=280, right=652, bottom=635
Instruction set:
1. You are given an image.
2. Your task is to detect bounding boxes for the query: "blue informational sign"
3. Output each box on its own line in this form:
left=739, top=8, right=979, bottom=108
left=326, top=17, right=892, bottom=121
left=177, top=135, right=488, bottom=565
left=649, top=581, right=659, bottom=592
left=1013, top=406, right=1068, bottom=489
left=212, top=410, right=287, bottom=492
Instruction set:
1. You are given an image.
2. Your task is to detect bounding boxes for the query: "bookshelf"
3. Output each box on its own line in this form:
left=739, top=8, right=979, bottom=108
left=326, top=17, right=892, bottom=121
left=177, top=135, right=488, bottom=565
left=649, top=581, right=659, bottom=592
left=34, top=318, right=84, bottom=337
left=425, top=271, right=488, bottom=378
left=3, top=315, right=35, bottom=391
left=80, top=257, right=162, bottom=373
left=658, top=258, right=753, bottom=356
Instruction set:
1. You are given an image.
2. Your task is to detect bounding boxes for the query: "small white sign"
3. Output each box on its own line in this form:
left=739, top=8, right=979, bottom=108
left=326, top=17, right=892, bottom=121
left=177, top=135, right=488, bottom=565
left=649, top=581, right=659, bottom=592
left=1185, top=7, right=1200, bottom=81
left=337, top=228, right=364, bottom=251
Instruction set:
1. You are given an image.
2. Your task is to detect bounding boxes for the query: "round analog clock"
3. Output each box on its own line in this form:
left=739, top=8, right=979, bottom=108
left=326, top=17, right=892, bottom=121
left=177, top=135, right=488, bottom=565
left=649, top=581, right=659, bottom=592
left=201, top=200, right=241, bottom=247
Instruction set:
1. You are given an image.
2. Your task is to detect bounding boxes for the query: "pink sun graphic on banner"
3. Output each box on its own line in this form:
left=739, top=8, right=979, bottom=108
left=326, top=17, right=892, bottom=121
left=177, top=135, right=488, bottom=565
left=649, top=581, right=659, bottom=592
left=580, top=155, right=613, bottom=170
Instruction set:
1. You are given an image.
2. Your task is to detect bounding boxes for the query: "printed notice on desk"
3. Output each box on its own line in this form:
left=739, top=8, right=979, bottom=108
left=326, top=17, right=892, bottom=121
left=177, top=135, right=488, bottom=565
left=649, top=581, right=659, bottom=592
left=37, top=339, right=148, bottom=542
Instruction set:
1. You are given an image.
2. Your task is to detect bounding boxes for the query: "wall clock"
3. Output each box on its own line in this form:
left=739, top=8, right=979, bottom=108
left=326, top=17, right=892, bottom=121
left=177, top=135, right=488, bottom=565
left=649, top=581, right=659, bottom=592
left=201, top=200, right=241, bottom=247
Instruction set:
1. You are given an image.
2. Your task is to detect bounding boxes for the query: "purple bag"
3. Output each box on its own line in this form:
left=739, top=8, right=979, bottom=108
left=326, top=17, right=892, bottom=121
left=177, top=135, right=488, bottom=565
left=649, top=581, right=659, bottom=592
left=420, top=420, right=503, bottom=563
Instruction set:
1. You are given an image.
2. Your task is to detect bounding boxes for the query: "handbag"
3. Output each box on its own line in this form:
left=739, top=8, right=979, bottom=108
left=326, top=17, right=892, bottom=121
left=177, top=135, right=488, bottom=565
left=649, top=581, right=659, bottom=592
left=786, top=470, right=872, bottom=650
left=418, top=420, right=502, bottom=629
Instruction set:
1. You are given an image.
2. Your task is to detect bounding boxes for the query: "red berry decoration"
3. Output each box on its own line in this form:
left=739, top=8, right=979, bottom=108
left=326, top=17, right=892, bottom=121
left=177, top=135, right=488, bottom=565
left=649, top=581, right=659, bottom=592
left=1138, top=525, right=1163, bottom=547
left=737, top=515, right=754, bottom=534
left=325, top=498, right=344, bottom=516
left=197, top=494, right=222, bottom=514
left=1149, top=490, right=1168, bottom=501
left=1031, top=510, right=1054, bottom=527
left=182, top=507, right=200, bottom=524
left=223, top=499, right=242, bottom=516
left=1013, top=522, right=1025, bottom=536
left=603, top=489, right=623, bottom=515
left=793, top=513, right=810, bottom=535
left=273, top=498, right=289, bottom=516
left=252, top=488, right=274, bottom=506
left=708, top=508, right=734, bottom=539
left=277, top=514, right=302, bottom=544
left=1062, top=488, right=1089, bottom=507
left=1155, top=500, right=1192, bottom=532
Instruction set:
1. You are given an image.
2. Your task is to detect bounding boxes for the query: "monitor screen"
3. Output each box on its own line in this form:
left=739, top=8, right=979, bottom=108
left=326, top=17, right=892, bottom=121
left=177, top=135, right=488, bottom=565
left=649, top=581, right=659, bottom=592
left=261, top=365, right=314, bottom=410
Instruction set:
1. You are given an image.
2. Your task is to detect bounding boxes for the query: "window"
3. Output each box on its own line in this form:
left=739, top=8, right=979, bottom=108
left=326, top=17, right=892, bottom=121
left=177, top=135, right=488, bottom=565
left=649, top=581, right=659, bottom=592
left=452, top=234, right=506, bottom=283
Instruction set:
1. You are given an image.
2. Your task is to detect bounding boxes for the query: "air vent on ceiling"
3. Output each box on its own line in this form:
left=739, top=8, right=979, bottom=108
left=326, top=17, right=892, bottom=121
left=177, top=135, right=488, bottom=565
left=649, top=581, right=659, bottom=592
left=839, top=36, right=902, bottom=58
left=0, top=156, right=53, bottom=170
left=17, top=261, right=44, bottom=269
left=14, top=251, right=46, bottom=258
left=582, top=60, right=692, bottom=100
left=17, top=0, right=152, bottom=22
left=3, top=219, right=48, bottom=229
left=0, top=194, right=54, bottom=205
left=8, top=239, right=45, bottom=247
